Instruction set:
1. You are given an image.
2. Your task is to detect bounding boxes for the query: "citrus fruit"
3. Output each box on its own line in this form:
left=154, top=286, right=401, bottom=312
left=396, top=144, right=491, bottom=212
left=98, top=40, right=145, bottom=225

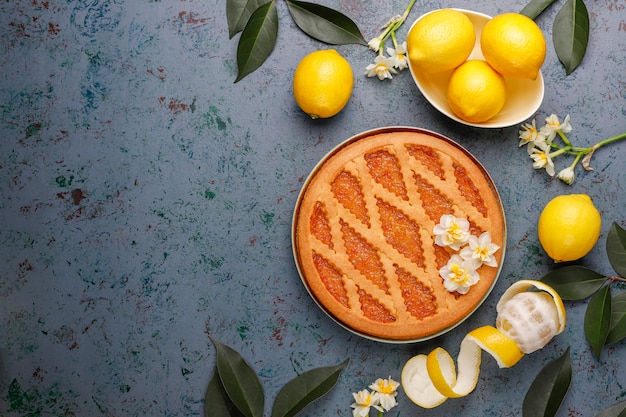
left=292, top=49, right=353, bottom=119
left=407, top=9, right=476, bottom=74
left=446, top=60, right=506, bottom=123
left=496, top=280, right=566, bottom=353
left=537, top=194, right=602, bottom=262
left=480, top=12, right=546, bottom=80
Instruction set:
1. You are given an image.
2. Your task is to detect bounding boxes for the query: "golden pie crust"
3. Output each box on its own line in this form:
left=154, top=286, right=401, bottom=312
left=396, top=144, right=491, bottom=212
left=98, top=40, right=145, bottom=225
left=292, top=127, right=505, bottom=342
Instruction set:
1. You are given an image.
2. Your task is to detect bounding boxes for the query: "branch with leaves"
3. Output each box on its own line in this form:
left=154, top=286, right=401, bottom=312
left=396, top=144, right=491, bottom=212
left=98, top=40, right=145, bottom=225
left=205, top=338, right=348, bottom=417
left=227, top=0, right=366, bottom=82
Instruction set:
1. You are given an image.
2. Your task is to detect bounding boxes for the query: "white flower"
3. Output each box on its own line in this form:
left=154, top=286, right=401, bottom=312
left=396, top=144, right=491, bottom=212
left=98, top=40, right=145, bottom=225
left=529, top=140, right=555, bottom=176
left=368, top=37, right=382, bottom=52
left=518, top=119, right=548, bottom=154
left=540, top=114, right=572, bottom=141
left=557, top=166, right=575, bottom=185
left=351, top=389, right=382, bottom=417
left=460, top=232, right=500, bottom=267
left=433, top=214, right=470, bottom=251
left=386, top=42, right=408, bottom=70
left=369, top=377, right=399, bottom=411
left=365, top=55, right=397, bottom=80
left=519, top=119, right=539, bottom=147
left=439, top=255, right=480, bottom=294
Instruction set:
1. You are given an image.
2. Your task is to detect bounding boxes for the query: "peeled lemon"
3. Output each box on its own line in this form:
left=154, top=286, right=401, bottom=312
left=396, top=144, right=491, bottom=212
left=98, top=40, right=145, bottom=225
left=480, top=12, right=546, bottom=80
left=292, top=49, right=353, bottom=119
left=446, top=60, right=507, bottom=123
left=537, top=194, right=602, bottom=262
left=407, top=9, right=476, bottom=74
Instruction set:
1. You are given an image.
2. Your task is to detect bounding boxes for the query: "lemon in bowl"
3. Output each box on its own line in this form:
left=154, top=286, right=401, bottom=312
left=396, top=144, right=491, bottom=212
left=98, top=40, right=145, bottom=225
left=481, top=12, right=546, bottom=80
left=406, top=9, right=476, bottom=74
left=446, top=60, right=507, bottom=123
left=406, top=9, right=544, bottom=128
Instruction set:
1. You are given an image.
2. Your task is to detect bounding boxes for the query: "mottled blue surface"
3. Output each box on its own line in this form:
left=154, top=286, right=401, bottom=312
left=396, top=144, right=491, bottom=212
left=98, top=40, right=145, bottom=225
left=1, top=0, right=625, bottom=416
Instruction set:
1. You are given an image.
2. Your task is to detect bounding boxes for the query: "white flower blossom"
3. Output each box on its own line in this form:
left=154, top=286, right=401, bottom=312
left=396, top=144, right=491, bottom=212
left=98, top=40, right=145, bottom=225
left=386, top=41, right=408, bottom=70
left=460, top=232, right=500, bottom=267
left=439, top=255, right=480, bottom=294
left=369, top=377, right=399, bottom=411
left=365, top=55, right=398, bottom=80
left=368, top=37, right=382, bottom=52
left=518, top=119, right=548, bottom=154
left=351, top=390, right=382, bottom=417
left=557, top=166, right=575, bottom=185
left=433, top=214, right=470, bottom=250
left=519, top=119, right=539, bottom=147
left=529, top=140, right=555, bottom=176
left=540, top=114, right=572, bottom=141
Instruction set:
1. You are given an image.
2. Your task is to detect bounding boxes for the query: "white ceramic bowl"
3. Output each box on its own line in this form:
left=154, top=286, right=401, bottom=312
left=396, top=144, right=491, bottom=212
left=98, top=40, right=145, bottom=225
left=407, top=9, right=544, bottom=129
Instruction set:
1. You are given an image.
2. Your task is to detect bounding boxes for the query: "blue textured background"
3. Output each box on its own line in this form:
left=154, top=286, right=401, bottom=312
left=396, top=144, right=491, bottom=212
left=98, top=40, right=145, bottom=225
left=1, top=0, right=625, bottom=416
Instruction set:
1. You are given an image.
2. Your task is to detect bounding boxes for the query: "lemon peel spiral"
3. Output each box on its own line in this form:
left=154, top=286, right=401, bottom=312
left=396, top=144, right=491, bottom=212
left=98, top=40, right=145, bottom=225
left=401, top=280, right=566, bottom=408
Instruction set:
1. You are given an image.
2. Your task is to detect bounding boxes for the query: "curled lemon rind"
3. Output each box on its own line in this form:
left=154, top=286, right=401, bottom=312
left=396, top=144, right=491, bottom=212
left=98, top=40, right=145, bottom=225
left=402, top=280, right=566, bottom=408
left=403, top=325, right=522, bottom=407
left=401, top=355, right=448, bottom=408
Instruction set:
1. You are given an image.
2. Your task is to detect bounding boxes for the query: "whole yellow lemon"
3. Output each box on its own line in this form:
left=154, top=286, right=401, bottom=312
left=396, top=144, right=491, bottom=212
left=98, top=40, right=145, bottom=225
left=292, top=49, right=353, bottom=119
left=446, top=60, right=507, bottom=123
left=538, top=194, right=602, bottom=262
left=480, top=13, right=546, bottom=80
left=407, top=9, right=476, bottom=74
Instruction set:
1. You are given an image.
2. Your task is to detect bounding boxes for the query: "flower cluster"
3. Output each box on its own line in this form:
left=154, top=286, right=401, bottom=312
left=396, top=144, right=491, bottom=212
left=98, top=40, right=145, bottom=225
left=434, top=215, right=500, bottom=294
left=519, top=114, right=626, bottom=185
left=350, top=377, right=399, bottom=417
left=365, top=0, right=416, bottom=80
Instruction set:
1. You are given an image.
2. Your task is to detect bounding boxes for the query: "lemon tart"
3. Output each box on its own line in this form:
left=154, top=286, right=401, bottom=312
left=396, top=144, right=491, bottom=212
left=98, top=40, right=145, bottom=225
left=292, top=127, right=505, bottom=342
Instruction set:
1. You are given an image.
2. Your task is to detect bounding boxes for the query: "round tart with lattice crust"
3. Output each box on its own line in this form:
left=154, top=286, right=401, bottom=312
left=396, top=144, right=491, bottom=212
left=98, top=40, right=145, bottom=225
left=292, top=127, right=506, bottom=342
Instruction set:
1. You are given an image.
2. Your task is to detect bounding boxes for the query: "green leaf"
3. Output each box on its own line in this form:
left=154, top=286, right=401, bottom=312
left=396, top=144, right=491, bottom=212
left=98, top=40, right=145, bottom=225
left=606, top=292, right=626, bottom=345
left=595, top=400, right=626, bottom=417
left=541, top=265, right=607, bottom=300
left=584, top=285, right=612, bottom=359
left=211, top=338, right=265, bottom=417
left=607, top=222, right=626, bottom=278
left=285, top=0, right=367, bottom=45
left=227, top=0, right=270, bottom=39
left=522, top=347, right=572, bottom=417
left=553, top=0, right=589, bottom=75
left=205, top=368, right=246, bottom=417
left=235, top=1, right=278, bottom=83
left=520, top=0, right=558, bottom=19
left=271, top=359, right=349, bottom=417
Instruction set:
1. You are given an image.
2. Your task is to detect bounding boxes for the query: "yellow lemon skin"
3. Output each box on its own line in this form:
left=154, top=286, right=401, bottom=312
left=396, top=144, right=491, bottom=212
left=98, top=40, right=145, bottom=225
left=292, top=49, right=353, bottom=119
left=446, top=60, right=506, bottom=123
left=480, top=13, right=546, bottom=80
left=538, top=194, right=602, bottom=262
left=407, top=9, right=476, bottom=74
